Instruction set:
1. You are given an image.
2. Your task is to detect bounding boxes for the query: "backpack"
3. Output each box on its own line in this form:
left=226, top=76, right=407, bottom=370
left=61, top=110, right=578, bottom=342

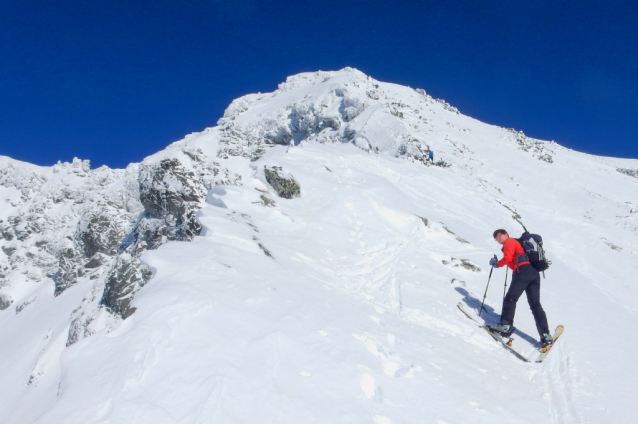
left=516, top=232, right=551, bottom=272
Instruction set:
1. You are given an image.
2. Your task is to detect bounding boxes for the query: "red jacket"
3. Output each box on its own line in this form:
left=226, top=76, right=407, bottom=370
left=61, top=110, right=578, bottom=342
left=497, top=237, right=530, bottom=271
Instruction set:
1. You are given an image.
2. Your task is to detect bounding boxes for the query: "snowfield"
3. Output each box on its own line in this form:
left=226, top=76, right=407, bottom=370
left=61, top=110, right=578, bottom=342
left=1, top=68, right=638, bottom=423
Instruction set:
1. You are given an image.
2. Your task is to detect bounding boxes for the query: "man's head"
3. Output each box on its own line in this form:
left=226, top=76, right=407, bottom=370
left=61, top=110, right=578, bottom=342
left=493, top=229, right=509, bottom=245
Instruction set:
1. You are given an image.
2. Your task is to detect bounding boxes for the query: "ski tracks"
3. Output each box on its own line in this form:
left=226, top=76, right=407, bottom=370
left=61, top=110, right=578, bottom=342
left=539, top=339, right=583, bottom=424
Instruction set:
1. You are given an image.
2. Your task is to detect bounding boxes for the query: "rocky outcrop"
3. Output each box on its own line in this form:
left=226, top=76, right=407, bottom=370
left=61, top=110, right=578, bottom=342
left=0, top=293, right=12, bottom=310
left=97, top=156, right=208, bottom=319
left=617, top=168, right=638, bottom=178
left=397, top=138, right=431, bottom=165
left=139, top=158, right=206, bottom=241
left=0, top=220, right=14, bottom=241
left=78, top=207, right=131, bottom=258
left=508, top=129, right=555, bottom=163
left=100, top=253, right=151, bottom=319
left=54, top=242, right=86, bottom=295
left=264, top=166, right=301, bottom=199
left=0, top=149, right=244, bottom=346
left=95, top=151, right=241, bottom=321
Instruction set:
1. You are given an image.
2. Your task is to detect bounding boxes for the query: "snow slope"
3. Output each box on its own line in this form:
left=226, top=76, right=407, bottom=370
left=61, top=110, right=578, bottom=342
left=1, top=68, right=638, bottom=423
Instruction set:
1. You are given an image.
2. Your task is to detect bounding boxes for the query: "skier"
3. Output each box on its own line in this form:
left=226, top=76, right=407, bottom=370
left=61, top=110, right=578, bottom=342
left=487, top=229, right=553, bottom=347
left=428, top=150, right=434, bottom=163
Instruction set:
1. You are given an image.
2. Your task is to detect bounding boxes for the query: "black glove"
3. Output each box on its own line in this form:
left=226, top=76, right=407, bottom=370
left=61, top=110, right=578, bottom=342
left=489, top=257, right=499, bottom=268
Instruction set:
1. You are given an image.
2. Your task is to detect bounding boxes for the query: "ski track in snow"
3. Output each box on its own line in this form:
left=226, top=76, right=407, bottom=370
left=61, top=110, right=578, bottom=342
left=540, top=340, right=582, bottom=424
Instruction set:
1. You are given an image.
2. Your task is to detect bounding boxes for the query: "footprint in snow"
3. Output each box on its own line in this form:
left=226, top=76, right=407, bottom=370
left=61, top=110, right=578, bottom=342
left=469, top=401, right=486, bottom=412
left=373, top=415, right=393, bottom=424
left=360, top=373, right=382, bottom=401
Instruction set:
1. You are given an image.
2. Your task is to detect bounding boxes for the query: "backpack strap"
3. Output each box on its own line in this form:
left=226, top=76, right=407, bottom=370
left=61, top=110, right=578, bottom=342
left=514, top=252, right=529, bottom=267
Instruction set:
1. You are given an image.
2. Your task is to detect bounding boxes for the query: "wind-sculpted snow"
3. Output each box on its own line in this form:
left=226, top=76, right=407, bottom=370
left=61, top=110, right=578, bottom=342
left=1, top=68, right=638, bottom=423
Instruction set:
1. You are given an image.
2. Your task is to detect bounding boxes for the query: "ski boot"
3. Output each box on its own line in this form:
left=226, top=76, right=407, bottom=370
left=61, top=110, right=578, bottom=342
left=486, top=323, right=515, bottom=338
left=540, top=333, right=554, bottom=352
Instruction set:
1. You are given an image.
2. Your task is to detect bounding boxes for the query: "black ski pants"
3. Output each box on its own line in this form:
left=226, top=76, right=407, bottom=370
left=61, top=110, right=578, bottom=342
left=500, top=264, right=549, bottom=336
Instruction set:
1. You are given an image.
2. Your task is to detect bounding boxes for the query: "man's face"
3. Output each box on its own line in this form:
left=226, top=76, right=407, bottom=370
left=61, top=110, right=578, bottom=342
left=494, top=232, right=509, bottom=245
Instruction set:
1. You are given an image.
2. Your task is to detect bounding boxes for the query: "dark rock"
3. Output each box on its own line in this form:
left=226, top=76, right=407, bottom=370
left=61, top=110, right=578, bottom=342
left=455, top=259, right=481, bottom=273
left=67, top=316, right=94, bottom=346
left=264, top=166, right=301, bottom=199
left=55, top=245, right=84, bottom=295
left=15, top=296, right=37, bottom=314
left=259, top=195, right=276, bottom=207
left=0, top=221, right=14, bottom=241
left=617, top=168, right=638, bottom=178
left=139, top=158, right=205, bottom=241
left=100, top=254, right=151, bottom=319
left=258, top=243, right=274, bottom=258
left=0, top=294, right=12, bottom=311
left=433, top=160, right=452, bottom=168
left=84, top=254, right=106, bottom=269
left=2, top=246, right=16, bottom=257
left=78, top=210, right=130, bottom=258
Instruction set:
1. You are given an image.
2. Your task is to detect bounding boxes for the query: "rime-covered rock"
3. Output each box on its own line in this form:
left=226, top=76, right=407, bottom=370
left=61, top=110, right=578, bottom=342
left=139, top=158, right=205, bottom=241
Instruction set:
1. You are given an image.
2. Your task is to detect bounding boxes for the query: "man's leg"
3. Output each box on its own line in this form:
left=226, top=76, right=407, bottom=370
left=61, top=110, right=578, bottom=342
left=500, top=273, right=527, bottom=326
left=525, top=274, right=549, bottom=336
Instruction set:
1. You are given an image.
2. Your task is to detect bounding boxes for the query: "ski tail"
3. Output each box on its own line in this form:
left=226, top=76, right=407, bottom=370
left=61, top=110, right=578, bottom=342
left=458, top=302, right=530, bottom=362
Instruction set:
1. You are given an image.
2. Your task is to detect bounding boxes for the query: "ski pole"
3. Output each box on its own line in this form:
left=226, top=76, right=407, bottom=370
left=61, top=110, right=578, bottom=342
left=503, top=267, right=508, bottom=298
left=479, top=254, right=498, bottom=316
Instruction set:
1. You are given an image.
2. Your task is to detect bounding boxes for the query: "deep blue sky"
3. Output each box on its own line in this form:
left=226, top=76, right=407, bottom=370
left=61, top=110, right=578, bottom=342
left=1, top=0, right=637, bottom=168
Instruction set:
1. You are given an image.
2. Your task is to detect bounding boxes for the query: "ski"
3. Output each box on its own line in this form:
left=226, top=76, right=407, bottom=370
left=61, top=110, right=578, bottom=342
left=535, top=325, right=564, bottom=363
left=457, top=302, right=530, bottom=362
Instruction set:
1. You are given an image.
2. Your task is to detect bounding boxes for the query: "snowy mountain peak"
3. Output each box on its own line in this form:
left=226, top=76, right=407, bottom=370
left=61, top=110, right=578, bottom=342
left=1, top=69, right=638, bottom=423
left=215, top=67, right=458, bottom=163
left=210, top=67, right=560, bottom=172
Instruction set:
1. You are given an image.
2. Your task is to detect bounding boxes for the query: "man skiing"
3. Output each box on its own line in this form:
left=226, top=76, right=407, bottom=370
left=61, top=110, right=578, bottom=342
left=487, top=229, right=553, bottom=348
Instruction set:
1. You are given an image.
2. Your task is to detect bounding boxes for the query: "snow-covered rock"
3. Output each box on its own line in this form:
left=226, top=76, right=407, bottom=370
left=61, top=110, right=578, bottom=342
left=1, top=68, right=638, bottom=423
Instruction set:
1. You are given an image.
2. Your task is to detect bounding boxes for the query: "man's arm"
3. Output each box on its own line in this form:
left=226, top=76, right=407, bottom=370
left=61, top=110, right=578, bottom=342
left=497, top=242, right=514, bottom=268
